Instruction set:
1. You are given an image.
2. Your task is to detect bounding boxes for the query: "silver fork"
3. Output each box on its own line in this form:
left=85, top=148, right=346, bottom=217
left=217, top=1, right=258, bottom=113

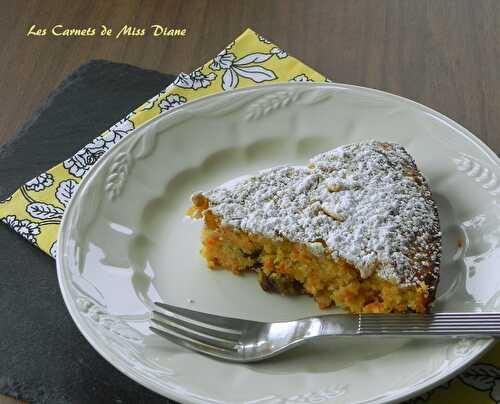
left=150, top=302, right=500, bottom=362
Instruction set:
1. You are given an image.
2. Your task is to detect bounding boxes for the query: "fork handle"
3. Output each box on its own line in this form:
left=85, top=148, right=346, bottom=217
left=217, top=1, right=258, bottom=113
left=311, top=313, right=500, bottom=338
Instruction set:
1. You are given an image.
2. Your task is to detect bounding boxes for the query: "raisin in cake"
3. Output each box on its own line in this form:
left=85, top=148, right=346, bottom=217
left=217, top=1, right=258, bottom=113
left=187, top=141, right=441, bottom=313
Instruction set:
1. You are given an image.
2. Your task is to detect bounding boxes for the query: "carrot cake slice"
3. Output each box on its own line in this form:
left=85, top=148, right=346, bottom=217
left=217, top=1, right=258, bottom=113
left=187, top=141, right=441, bottom=313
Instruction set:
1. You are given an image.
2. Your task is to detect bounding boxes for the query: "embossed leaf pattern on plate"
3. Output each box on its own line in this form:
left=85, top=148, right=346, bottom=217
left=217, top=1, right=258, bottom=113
left=261, top=385, right=348, bottom=404
left=453, top=154, right=500, bottom=196
left=244, top=87, right=331, bottom=121
left=58, top=83, right=500, bottom=404
left=105, top=87, right=332, bottom=201
left=76, top=296, right=142, bottom=342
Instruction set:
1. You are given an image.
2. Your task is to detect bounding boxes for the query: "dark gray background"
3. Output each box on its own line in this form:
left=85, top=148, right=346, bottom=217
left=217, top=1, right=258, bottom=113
left=0, top=60, right=176, bottom=403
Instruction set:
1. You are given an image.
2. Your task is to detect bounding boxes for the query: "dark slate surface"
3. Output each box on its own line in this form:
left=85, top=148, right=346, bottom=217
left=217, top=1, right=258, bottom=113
left=0, top=60, right=176, bottom=403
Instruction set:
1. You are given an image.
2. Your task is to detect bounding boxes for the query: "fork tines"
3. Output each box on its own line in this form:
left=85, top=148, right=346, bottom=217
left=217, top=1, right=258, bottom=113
left=150, top=302, right=245, bottom=358
left=151, top=303, right=500, bottom=362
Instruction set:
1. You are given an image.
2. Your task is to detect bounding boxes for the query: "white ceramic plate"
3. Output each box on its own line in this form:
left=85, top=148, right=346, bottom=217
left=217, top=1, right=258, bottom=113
left=57, top=83, right=500, bottom=404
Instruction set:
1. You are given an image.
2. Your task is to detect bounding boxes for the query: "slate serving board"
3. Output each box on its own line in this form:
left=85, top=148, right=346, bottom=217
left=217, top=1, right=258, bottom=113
left=0, top=60, right=176, bottom=404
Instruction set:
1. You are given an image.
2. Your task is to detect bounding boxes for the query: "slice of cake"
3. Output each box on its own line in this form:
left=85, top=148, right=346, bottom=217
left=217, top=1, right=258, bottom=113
left=188, top=141, right=441, bottom=313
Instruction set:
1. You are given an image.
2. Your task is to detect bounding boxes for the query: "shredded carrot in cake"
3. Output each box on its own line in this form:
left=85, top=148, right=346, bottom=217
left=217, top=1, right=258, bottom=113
left=188, top=141, right=440, bottom=313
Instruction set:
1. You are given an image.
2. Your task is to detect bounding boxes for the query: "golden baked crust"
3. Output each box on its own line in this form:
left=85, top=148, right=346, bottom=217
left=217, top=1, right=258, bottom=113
left=188, top=141, right=441, bottom=313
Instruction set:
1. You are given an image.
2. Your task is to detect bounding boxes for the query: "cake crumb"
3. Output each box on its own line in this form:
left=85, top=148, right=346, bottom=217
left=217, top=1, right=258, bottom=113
left=199, top=141, right=441, bottom=288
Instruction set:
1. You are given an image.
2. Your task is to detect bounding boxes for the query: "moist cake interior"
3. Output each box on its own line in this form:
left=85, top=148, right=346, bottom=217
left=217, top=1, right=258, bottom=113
left=187, top=141, right=441, bottom=313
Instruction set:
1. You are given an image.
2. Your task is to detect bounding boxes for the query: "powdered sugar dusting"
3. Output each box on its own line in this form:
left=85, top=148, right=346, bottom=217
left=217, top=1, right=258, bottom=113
left=194, top=141, right=441, bottom=289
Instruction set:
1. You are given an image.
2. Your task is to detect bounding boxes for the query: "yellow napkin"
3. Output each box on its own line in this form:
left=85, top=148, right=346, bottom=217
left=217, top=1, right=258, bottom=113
left=0, top=27, right=497, bottom=403
left=0, top=28, right=326, bottom=256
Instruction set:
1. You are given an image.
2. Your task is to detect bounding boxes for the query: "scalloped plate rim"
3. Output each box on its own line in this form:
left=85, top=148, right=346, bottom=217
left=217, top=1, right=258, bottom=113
left=56, top=82, right=500, bottom=404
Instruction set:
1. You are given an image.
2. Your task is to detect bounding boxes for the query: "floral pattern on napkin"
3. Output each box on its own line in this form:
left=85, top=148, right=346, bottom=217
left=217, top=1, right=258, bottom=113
left=0, top=28, right=326, bottom=255
left=0, top=27, right=498, bottom=403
